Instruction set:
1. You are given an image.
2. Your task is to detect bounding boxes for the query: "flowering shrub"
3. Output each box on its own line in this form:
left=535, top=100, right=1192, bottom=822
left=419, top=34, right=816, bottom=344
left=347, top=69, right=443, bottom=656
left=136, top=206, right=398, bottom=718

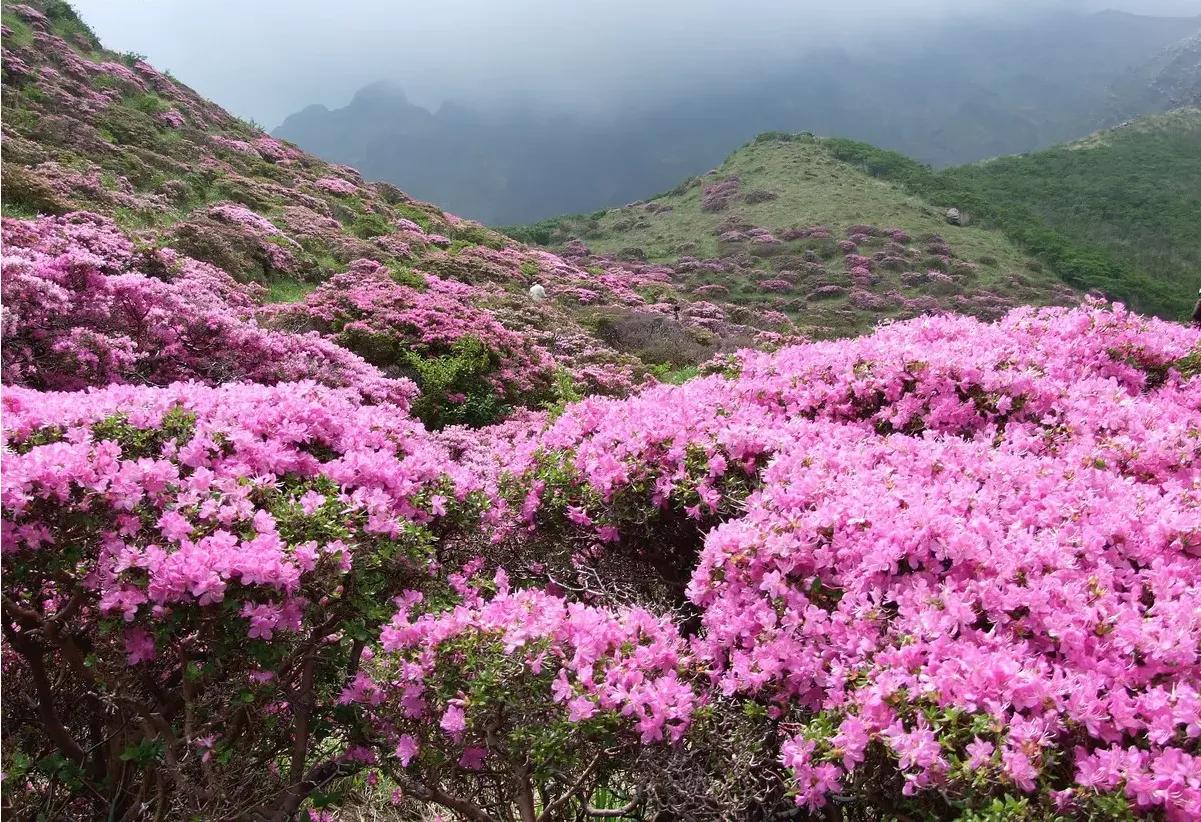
left=1, top=380, right=475, bottom=818
left=691, top=418, right=1201, bottom=817
left=700, top=176, right=740, bottom=212
left=1, top=213, right=415, bottom=405
left=210, top=134, right=260, bottom=156
left=314, top=176, right=358, bottom=195
left=264, top=259, right=557, bottom=426
left=484, top=303, right=1201, bottom=818
left=349, top=572, right=697, bottom=816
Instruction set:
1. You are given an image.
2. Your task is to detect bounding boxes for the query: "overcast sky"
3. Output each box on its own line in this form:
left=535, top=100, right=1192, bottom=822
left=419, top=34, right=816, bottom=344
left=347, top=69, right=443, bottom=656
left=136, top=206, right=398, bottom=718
left=71, top=0, right=1201, bottom=129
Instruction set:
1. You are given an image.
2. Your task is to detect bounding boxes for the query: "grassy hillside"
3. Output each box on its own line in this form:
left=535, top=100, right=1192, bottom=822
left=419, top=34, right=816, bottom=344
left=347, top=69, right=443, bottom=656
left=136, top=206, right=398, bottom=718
left=509, top=135, right=1076, bottom=337
left=516, top=111, right=1201, bottom=324
left=821, top=110, right=1201, bottom=320
left=0, top=0, right=822, bottom=416
left=942, top=108, right=1201, bottom=318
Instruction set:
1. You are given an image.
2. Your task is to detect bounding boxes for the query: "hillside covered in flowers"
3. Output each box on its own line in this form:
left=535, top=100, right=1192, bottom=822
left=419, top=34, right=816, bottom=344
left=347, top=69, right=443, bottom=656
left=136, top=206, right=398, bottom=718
left=2, top=2, right=1201, bottom=821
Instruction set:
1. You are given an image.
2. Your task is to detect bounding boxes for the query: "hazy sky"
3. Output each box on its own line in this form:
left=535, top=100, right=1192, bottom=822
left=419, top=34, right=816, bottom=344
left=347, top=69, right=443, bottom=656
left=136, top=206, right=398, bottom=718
left=72, top=0, right=1201, bottom=129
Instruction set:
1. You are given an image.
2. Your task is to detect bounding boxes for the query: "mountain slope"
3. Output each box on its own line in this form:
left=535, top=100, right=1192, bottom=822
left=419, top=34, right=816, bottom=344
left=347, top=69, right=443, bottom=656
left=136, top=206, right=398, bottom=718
left=509, top=134, right=1077, bottom=337
left=814, top=109, right=1201, bottom=320
left=0, top=0, right=805, bottom=413
left=1106, top=31, right=1201, bottom=121
left=939, top=108, right=1201, bottom=319
left=517, top=112, right=1200, bottom=324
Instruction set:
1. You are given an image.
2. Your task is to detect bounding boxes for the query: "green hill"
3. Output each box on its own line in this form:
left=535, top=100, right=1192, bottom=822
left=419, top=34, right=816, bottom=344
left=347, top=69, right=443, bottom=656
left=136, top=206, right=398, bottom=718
left=515, top=111, right=1201, bottom=323
left=819, top=110, right=1201, bottom=320
left=509, top=134, right=1077, bottom=337
left=938, top=108, right=1201, bottom=318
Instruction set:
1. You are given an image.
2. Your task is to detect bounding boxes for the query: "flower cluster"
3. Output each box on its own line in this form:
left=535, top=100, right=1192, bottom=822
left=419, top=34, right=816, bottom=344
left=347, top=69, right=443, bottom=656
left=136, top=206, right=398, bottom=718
left=2, top=378, right=475, bottom=816
left=365, top=572, right=697, bottom=767
left=1, top=212, right=415, bottom=406
left=314, top=176, right=359, bottom=195
left=264, top=259, right=558, bottom=401
left=3, top=380, right=469, bottom=624
left=488, top=301, right=1200, bottom=817
left=700, top=175, right=741, bottom=212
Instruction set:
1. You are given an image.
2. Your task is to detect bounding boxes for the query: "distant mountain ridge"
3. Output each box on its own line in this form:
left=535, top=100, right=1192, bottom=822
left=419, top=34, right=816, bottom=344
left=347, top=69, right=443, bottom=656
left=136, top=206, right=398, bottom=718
left=1106, top=30, right=1201, bottom=121
left=275, top=10, right=1201, bottom=224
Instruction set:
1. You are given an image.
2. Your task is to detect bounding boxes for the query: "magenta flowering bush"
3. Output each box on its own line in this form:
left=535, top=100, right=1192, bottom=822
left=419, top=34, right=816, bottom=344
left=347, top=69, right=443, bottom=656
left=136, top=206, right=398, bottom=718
left=1, top=379, right=477, bottom=818
left=690, top=424, right=1200, bottom=815
left=264, top=259, right=558, bottom=425
left=343, top=570, right=697, bottom=816
left=480, top=302, right=1200, bottom=818
left=700, top=175, right=741, bottom=212
left=1, top=212, right=415, bottom=405
left=507, top=301, right=1196, bottom=550
left=314, top=176, right=359, bottom=196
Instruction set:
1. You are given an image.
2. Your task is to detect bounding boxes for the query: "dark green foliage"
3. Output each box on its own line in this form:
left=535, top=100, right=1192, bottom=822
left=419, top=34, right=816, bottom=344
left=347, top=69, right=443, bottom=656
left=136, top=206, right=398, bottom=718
left=943, top=115, right=1201, bottom=319
left=125, top=92, right=171, bottom=117
left=823, top=121, right=1199, bottom=320
left=348, top=211, right=392, bottom=239
left=752, top=131, right=816, bottom=145
left=96, top=105, right=161, bottom=147
left=91, top=407, right=197, bottom=460
left=401, top=337, right=508, bottom=429
left=448, top=221, right=507, bottom=250
left=39, top=0, right=100, bottom=49
left=1174, top=348, right=1201, bottom=380
left=498, top=220, right=560, bottom=246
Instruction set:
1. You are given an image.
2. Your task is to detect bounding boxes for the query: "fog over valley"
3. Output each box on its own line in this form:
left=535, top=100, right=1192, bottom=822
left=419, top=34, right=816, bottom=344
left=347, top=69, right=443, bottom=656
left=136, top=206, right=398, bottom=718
left=69, top=0, right=1201, bottom=222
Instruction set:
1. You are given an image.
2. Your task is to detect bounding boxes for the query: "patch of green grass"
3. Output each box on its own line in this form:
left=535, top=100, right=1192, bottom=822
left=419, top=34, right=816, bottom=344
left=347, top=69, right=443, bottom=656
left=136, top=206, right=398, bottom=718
left=264, top=279, right=318, bottom=304
left=391, top=202, right=435, bottom=232
left=387, top=267, right=427, bottom=289
left=1, top=200, right=40, bottom=219
left=40, top=0, right=101, bottom=49
left=649, top=363, right=700, bottom=384
left=110, top=206, right=170, bottom=230
left=449, top=221, right=507, bottom=250
left=348, top=211, right=392, bottom=239
left=18, top=84, right=49, bottom=105
left=125, top=92, right=171, bottom=117
left=1, top=10, right=33, bottom=46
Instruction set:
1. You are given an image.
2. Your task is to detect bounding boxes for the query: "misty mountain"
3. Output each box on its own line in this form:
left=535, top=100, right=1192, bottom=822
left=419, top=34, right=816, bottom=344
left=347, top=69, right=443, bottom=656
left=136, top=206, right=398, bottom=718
left=275, top=10, right=1201, bottom=224
left=1106, top=30, right=1201, bottom=120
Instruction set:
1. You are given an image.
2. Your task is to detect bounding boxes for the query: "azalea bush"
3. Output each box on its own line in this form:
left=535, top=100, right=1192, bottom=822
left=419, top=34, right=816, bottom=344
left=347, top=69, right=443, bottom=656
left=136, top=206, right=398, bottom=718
left=1, top=381, right=476, bottom=819
left=5, top=302, right=1200, bottom=820
left=0, top=212, right=415, bottom=405
left=264, top=259, right=558, bottom=427
left=357, top=571, right=698, bottom=819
